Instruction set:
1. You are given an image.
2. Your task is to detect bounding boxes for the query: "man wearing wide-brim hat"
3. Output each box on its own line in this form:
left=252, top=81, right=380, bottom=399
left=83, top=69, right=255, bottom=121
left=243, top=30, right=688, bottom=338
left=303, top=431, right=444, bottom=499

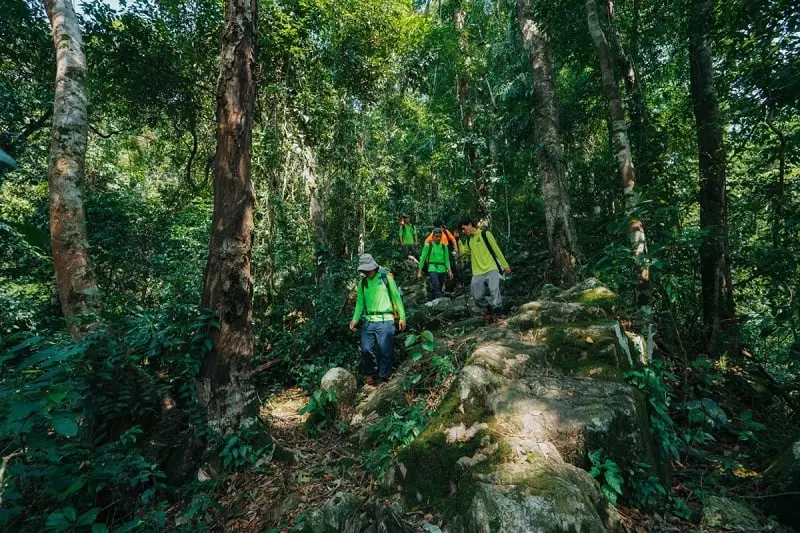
left=349, top=253, right=406, bottom=383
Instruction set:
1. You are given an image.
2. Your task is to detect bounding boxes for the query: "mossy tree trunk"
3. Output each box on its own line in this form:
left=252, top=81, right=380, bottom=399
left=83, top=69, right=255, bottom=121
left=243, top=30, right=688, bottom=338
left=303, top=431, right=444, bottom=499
left=45, top=0, right=101, bottom=340
left=586, top=0, right=651, bottom=312
left=197, top=0, right=260, bottom=434
left=516, top=0, right=581, bottom=285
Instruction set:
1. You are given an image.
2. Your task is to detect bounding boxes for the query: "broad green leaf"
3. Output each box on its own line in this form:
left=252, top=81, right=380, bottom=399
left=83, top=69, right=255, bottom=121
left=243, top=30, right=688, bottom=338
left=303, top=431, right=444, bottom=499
left=404, top=334, right=418, bottom=348
left=51, top=413, right=79, bottom=437
left=422, top=341, right=436, bottom=352
left=411, top=351, right=423, bottom=361
left=421, top=330, right=434, bottom=343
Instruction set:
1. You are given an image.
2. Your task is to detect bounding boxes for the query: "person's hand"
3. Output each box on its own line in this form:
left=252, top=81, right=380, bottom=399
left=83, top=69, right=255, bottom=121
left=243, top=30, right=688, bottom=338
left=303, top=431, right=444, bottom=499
left=453, top=230, right=460, bottom=238
left=349, top=320, right=357, bottom=331
left=416, top=269, right=423, bottom=279
left=398, top=321, right=406, bottom=331
left=448, top=270, right=453, bottom=279
left=504, top=267, right=512, bottom=275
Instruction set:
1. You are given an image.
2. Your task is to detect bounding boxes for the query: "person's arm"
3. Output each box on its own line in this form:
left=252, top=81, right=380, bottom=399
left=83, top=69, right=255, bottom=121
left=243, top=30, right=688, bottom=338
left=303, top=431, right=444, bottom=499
left=486, top=231, right=511, bottom=272
left=387, top=275, right=407, bottom=329
left=398, top=226, right=404, bottom=245
left=417, top=243, right=430, bottom=278
left=350, top=283, right=364, bottom=329
left=444, top=245, right=453, bottom=277
left=413, top=225, right=418, bottom=245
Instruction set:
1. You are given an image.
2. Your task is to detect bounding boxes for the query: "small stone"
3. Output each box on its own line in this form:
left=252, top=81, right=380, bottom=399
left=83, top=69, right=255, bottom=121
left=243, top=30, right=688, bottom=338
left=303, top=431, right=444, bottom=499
left=321, top=367, right=357, bottom=406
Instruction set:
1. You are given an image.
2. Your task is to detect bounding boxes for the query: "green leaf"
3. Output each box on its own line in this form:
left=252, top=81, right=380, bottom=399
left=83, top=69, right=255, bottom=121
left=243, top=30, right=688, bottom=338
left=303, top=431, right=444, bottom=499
left=411, top=351, right=423, bottom=361
left=404, top=334, right=418, bottom=348
left=421, top=330, right=434, bottom=343
left=51, top=413, right=79, bottom=437
left=422, top=341, right=436, bottom=352
left=92, top=524, right=109, bottom=533
left=77, top=508, right=100, bottom=526
left=0, top=148, right=17, bottom=169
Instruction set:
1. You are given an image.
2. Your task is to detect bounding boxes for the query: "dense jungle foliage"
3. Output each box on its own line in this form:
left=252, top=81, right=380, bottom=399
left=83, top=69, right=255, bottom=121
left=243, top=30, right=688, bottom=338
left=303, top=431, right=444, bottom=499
left=1, top=0, right=798, bottom=530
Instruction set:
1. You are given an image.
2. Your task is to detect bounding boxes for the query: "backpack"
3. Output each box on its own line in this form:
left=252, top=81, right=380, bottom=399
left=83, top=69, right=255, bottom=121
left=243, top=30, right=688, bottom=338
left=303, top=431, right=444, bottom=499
left=420, top=242, right=447, bottom=274
left=361, top=268, right=402, bottom=320
left=471, top=230, right=503, bottom=272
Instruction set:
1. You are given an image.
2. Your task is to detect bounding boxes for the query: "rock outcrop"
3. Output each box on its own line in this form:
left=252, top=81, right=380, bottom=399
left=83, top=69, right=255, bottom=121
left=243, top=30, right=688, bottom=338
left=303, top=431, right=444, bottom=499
left=383, top=279, right=654, bottom=532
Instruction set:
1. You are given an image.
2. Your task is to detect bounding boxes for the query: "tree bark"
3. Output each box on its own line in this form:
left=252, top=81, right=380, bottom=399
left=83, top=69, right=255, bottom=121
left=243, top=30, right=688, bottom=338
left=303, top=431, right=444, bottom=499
left=197, top=0, right=259, bottom=434
left=44, top=0, right=101, bottom=340
left=516, top=0, right=581, bottom=285
left=688, top=0, right=737, bottom=357
left=604, top=0, right=651, bottom=188
left=586, top=0, right=651, bottom=310
left=766, top=118, right=786, bottom=248
left=453, top=3, right=488, bottom=218
left=301, top=142, right=328, bottom=285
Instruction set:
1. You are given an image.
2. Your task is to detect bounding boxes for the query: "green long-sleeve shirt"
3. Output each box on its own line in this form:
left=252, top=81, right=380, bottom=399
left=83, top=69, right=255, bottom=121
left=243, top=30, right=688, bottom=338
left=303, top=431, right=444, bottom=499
left=398, top=224, right=416, bottom=245
left=460, top=230, right=509, bottom=276
left=351, top=271, right=407, bottom=323
left=419, top=241, right=451, bottom=273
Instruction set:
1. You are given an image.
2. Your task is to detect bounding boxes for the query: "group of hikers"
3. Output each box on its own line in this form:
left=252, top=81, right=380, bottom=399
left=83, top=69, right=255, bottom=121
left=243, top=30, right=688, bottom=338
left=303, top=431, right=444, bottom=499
left=349, top=215, right=511, bottom=384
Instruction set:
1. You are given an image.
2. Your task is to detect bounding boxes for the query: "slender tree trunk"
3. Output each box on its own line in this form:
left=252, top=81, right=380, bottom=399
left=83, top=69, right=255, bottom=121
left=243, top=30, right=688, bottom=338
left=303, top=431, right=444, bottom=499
left=587, top=0, right=651, bottom=309
left=197, top=0, right=259, bottom=434
left=301, top=142, right=328, bottom=285
left=766, top=118, right=786, bottom=248
left=44, top=0, right=101, bottom=340
left=454, top=3, right=488, bottom=218
left=516, top=0, right=581, bottom=285
left=688, top=0, right=737, bottom=357
left=604, top=0, right=651, bottom=188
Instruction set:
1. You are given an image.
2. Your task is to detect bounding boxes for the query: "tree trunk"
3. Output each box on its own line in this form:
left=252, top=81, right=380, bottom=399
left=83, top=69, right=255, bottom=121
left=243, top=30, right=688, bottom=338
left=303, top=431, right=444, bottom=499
left=604, top=0, right=651, bottom=188
left=454, top=4, right=488, bottom=218
left=766, top=118, right=786, bottom=248
left=44, top=0, right=101, bottom=340
left=688, top=0, right=737, bottom=357
left=301, top=142, right=328, bottom=285
left=516, top=0, right=581, bottom=285
left=586, top=0, right=651, bottom=310
left=197, top=0, right=259, bottom=434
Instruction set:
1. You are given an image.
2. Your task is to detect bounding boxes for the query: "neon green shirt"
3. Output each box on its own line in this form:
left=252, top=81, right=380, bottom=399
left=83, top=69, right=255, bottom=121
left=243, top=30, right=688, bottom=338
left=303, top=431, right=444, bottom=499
left=399, top=224, right=416, bottom=245
left=351, top=271, right=407, bottom=323
left=460, top=230, right=509, bottom=276
left=420, top=241, right=451, bottom=273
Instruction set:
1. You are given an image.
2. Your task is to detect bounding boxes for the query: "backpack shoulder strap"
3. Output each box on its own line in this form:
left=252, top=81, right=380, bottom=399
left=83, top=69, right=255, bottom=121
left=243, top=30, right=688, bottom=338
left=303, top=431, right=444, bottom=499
left=482, top=229, right=503, bottom=271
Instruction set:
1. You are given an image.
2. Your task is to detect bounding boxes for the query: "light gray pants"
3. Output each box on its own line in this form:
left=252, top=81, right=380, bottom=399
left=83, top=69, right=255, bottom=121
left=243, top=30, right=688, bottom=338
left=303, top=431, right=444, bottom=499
left=470, top=270, right=502, bottom=311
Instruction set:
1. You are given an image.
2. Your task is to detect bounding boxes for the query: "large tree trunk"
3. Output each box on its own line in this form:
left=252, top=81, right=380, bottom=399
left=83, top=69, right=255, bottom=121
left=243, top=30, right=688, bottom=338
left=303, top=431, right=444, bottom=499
left=301, top=143, right=328, bottom=285
left=586, top=0, right=651, bottom=310
left=516, top=0, right=581, bottom=285
left=453, top=4, right=488, bottom=218
left=197, top=0, right=258, bottom=434
left=688, top=0, right=737, bottom=357
left=45, top=0, right=101, bottom=340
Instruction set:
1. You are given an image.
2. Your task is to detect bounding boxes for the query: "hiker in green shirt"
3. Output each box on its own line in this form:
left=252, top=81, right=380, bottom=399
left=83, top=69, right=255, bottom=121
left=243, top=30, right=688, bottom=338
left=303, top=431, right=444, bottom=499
left=349, top=253, right=406, bottom=383
left=398, top=214, right=418, bottom=259
left=459, top=217, right=512, bottom=317
left=416, top=227, right=453, bottom=300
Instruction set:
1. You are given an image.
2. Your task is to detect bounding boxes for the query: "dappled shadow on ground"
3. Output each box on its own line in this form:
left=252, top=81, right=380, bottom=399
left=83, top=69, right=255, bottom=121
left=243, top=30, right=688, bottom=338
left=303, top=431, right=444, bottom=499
left=217, top=388, right=372, bottom=532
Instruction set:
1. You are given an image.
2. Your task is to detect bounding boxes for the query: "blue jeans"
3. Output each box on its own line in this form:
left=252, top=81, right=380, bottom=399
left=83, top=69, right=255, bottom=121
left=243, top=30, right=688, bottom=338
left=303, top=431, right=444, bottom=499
left=360, top=320, right=396, bottom=378
left=428, top=271, right=447, bottom=299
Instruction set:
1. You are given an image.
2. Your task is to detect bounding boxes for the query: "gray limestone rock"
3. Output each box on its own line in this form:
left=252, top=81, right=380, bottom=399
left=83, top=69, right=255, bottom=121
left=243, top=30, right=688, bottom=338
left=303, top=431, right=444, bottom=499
left=321, top=367, right=358, bottom=406
left=701, top=496, right=764, bottom=531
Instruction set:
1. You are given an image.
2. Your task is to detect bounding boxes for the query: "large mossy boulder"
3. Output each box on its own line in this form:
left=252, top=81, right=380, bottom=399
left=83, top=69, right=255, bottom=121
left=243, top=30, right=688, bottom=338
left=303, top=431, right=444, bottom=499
left=384, top=280, right=654, bottom=532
